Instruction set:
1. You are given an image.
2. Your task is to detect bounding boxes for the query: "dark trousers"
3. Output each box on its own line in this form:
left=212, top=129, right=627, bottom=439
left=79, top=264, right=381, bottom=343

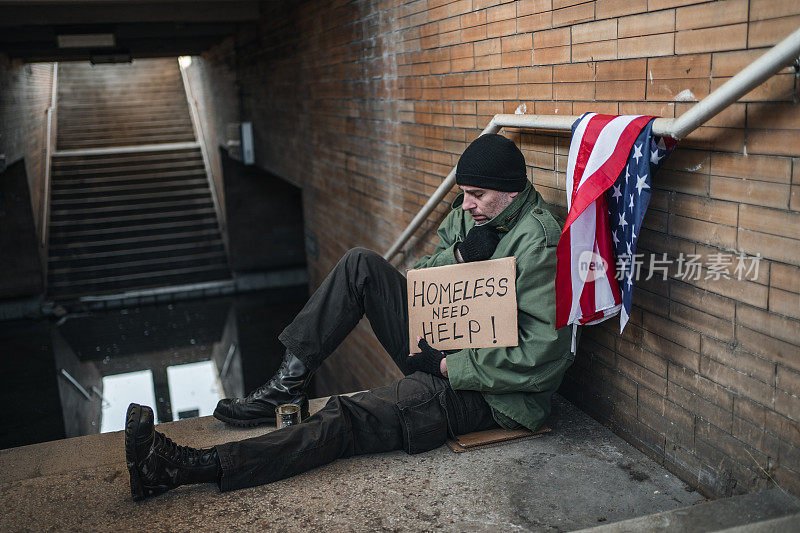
left=216, top=248, right=498, bottom=492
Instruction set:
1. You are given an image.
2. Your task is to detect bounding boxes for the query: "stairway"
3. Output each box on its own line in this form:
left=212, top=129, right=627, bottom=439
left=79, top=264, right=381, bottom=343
left=56, top=59, right=195, bottom=150
left=48, top=59, right=230, bottom=301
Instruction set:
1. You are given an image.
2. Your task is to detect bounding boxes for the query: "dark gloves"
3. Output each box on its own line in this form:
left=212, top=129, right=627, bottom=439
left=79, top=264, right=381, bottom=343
left=457, top=224, right=500, bottom=262
left=407, top=338, right=446, bottom=377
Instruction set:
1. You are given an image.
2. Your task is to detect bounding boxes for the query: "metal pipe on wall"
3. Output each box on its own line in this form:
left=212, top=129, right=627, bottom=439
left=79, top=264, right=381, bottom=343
left=383, top=26, right=800, bottom=261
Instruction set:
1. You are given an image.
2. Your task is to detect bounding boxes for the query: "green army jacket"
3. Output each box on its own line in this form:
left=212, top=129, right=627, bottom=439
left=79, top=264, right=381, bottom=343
left=413, top=182, right=574, bottom=431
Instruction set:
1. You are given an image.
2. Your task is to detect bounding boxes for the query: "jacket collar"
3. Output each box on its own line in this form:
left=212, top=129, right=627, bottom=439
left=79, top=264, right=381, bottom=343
left=452, top=182, right=534, bottom=233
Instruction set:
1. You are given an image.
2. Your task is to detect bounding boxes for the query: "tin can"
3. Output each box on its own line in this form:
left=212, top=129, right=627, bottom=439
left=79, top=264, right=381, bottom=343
left=276, top=404, right=301, bottom=429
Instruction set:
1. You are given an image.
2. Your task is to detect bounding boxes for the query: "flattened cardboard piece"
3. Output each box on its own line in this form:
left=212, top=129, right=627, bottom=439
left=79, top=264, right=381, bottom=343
left=407, top=257, right=518, bottom=350
left=445, top=426, right=551, bottom=453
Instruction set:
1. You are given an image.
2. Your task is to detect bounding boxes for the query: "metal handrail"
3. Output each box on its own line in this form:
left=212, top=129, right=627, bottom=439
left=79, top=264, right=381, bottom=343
left=41, top=62, right=58, bottom=249
left=384, top=26, right=800, bottom=261
left=178, top=58, right=229, bottom=248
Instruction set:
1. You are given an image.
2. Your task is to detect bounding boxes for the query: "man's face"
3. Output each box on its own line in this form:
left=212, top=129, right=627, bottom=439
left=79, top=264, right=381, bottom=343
left=459, top=186, right=519, bottom=225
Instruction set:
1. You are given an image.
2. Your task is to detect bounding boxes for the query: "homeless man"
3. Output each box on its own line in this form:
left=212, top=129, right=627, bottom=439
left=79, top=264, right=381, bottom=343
left=125, top=133, right=574, bottom=501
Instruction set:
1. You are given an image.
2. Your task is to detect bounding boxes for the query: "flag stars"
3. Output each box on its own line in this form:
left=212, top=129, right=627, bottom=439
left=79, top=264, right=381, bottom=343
left=611, top=184, right=622, bottom=202
left=625, top=165, right=630, bottom=184
left=612, top=230, right=619, bottom=245
left=635, top=174, right=650, bottom=195
left=626, top=240, right=633, bottom=256
left=632, top=144, right=643, bottom=164
left=629, top=194, right=634, bottom=212
left=618, top=212, right=628, bottom=229
left=650, top=149, right=662, bottom=165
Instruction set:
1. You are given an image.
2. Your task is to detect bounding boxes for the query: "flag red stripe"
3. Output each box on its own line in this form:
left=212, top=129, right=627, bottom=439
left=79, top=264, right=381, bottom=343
left=563, top=115, right=652, bottom=229
left=570, top=114, right=613, bottom=204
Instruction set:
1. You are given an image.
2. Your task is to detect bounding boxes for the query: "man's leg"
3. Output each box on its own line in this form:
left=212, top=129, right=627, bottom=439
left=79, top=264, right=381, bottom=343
left=216, top=372, right=498, bottom=491
left=215, top=247, right=412, bottom=426
left=279, top=247, right=413, bottom=373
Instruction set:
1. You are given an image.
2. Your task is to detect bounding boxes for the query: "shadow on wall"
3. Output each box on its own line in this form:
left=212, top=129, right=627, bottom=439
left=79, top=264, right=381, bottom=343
left=220, top=148, right=306, bottom=273
left=0, top=158, right=44, bottom=299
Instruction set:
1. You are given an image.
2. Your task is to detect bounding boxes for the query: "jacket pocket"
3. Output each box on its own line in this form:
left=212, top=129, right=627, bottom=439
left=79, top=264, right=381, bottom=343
left=397, top=393, right=449, bottom=455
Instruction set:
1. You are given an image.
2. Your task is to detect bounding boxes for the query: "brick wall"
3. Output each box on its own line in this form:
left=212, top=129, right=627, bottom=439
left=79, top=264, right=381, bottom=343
left=196, top=0, right=800, bottom=497
left=0, top=56, right=53, bottom=298
left=182, top=44, right=239, bottom=223
left=0, top=57, right=54, bottom=239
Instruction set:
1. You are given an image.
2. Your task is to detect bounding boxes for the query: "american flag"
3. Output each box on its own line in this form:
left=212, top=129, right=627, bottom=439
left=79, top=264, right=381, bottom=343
left=608, top=117, right=675, bottom=331
left=555, top=113, right=675, bottom=333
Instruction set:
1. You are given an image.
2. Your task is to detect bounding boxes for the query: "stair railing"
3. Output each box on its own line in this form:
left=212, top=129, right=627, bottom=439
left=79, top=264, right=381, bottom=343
left=178, top=58, right=229, bottom=253
left=41, top=62, right=58, bottom=250
left=384, top=26, right=800, bottom=262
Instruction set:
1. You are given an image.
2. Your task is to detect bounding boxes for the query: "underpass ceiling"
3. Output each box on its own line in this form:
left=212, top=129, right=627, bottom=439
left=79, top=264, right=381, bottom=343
left=0, top=0, right=264, bottom=62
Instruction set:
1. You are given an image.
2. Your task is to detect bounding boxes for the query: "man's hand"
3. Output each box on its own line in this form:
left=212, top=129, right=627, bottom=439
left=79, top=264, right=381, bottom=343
left=456, top=224, right=500, bottom=262
left=407, top=338, right=447, bottom=378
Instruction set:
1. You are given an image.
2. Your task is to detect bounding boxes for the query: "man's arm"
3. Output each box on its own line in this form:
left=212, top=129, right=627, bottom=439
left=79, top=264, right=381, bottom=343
left=444, top=245, right=573, bottom=394
left=412, top=213, right=462, bottom=269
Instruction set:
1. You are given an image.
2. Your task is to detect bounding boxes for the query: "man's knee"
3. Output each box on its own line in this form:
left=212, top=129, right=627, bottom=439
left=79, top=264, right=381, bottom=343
left=341, top=247, right=387, bottom=274
left=343, top=247, right=381, bottom=262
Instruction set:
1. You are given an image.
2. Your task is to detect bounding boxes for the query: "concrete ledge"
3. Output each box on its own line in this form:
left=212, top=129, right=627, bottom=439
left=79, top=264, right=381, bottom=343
left=576, top=489, right=800, bottom=532
left=1, top=394, right=707, bottom=532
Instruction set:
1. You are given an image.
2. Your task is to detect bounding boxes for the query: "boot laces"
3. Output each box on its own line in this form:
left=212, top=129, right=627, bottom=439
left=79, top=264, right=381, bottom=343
left=154, top=431, right=210, bottom=465
left=247, top=356, right=291, bottom=399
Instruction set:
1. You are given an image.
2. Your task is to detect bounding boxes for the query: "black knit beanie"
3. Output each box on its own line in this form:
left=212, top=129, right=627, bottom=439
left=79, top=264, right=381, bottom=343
left=456, top=134, right=527, bottom=192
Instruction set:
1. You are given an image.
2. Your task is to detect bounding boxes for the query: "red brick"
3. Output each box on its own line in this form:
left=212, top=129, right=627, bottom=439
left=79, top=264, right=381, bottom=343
left=748, top=14, right=800, bottom=48
left=518, top=0, right=552, bottom=17
left=676, top=24, right=748, bottom=54
left=618, top=33, right=674, bottom=59
left=487, top=19, right=517, bottom=38
left=648, top=54, right=711, bottom=80
left=676, top=0, right=748, bottom=31
left=572, top=19, right=617, bottom=43
left=596, top=80, right=645, bottom=101
left=747, top=103, right=800, bottom=130
left=552, top=2, right=594, bottom=27
left=710, top=152, right=791, bottom=183
left=534, top=46, right=571, bottom=65
left=771, top=263, right=800, bottom=294
left=702, top=336, right=776, bottom=386
left=533, top=27, right=570, bottom=48
left=596, top=0, right=647, bottom=19
left=486, top=2, right=516, bottom=23
left=501, top=33, right=532, bottom=52
left=618, top=10, right=675, bottom=39
left=595, top=58, right=646, bottom=81
left=518, top=12, right=552, bottom=32
left=710, top=177, right=790, bottom=209
left=501, top=50, right=532, bottom=67
left=572, top=39, right=617, bottom=62
left=749, top=0, right=800, bottom=20
left=770, top=288, right=800, bottom=320
left=736, top=324, right=800, bottom=373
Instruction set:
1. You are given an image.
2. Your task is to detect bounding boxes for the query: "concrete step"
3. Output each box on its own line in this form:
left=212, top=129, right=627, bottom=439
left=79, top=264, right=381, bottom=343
left=52, top=168, right=205, bottom=185
left=50, top=196, right=214, bottom=218
left=57, top=133, right=197, bottom=150
left=575, top=488, right=800, bottom=533
left=52, top=148, right=202, bottom=169
left=0, top=395, right=710, bottom=531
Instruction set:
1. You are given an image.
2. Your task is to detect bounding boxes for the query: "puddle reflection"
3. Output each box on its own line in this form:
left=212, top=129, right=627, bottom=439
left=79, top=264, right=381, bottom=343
left=0, top=286, right=308, bottom=448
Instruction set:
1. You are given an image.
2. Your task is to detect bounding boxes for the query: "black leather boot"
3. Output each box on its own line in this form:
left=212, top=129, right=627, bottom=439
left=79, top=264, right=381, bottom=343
left=213, top=349, right=311, bottom=427
left=125, top=403, right=220, bottom=501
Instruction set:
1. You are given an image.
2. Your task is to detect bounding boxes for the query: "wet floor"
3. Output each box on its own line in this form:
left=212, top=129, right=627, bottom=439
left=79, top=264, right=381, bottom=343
left=0, top=285, right=308, bottom=449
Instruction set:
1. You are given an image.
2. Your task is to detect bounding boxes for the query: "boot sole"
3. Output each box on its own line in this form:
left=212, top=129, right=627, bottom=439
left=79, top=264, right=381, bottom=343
left=212, top=403, right=311, bottom=428
left=124, top=403, right=146, bottom=502
left=212, top=408, right=276, bottom=427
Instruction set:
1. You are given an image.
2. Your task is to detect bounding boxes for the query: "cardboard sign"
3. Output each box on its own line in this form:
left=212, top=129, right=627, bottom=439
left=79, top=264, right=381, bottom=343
left=407, top=257, right=518, bottom=350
